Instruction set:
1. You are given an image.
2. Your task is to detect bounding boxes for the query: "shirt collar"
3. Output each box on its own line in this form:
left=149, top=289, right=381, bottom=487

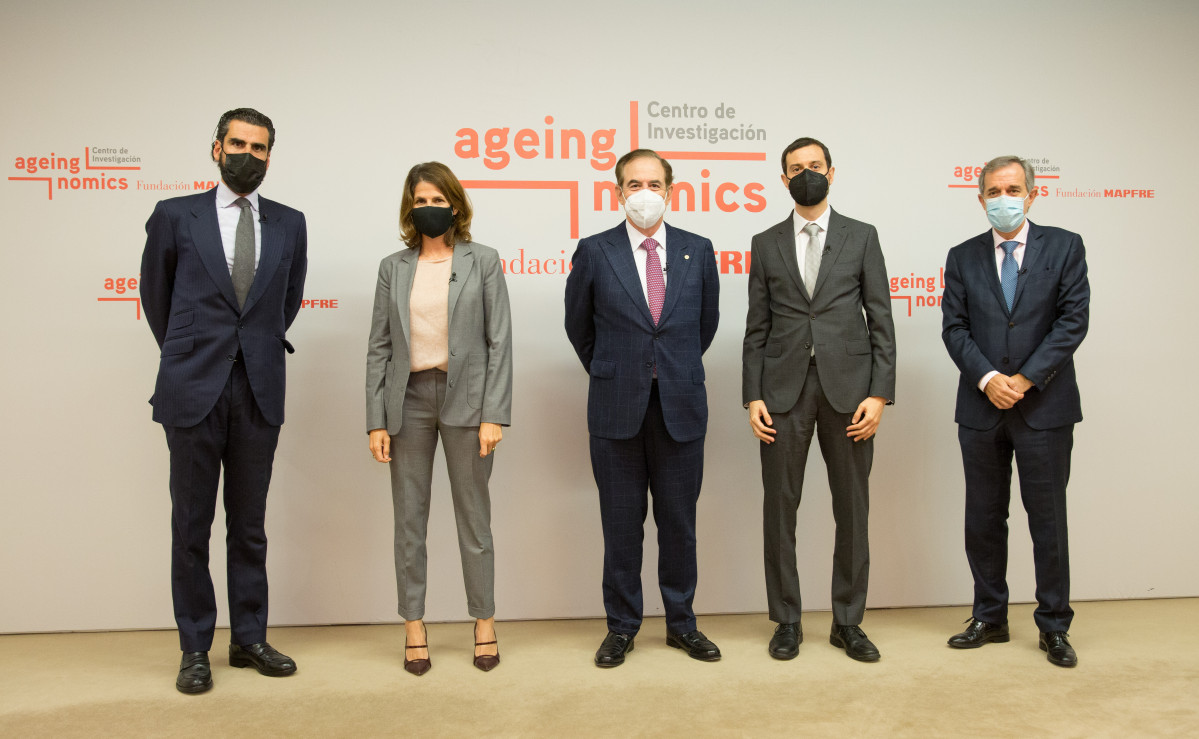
left=991, top=219, right=1030, bottom=248
left=794, top=205, right=831, bottom=238
left=215, top=180, right=260, bottom=212
left=626, top=220, right=666, bottom=251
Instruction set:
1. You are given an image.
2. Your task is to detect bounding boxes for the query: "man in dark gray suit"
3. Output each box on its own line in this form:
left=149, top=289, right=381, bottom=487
left=742, top=137, right=896, bottom=662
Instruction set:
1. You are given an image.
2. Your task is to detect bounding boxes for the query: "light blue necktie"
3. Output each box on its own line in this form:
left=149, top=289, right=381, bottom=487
left=1000, top=240, right=1019, bottom=312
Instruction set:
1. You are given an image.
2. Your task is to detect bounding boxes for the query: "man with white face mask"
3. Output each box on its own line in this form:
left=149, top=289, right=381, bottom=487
left=942, top=155, right=1090, bottom=668
left=565, top=149, right=721, bottom=668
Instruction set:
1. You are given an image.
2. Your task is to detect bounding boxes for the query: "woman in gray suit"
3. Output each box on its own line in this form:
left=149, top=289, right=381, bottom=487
left=366, top=162, right=513, bottom=676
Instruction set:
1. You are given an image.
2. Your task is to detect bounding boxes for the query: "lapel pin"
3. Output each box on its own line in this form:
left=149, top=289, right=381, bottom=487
left=684, top=255, right=690, bottom=260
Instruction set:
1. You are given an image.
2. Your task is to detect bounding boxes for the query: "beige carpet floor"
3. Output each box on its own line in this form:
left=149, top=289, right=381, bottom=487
left=1, top=599, right=1196, bottom=737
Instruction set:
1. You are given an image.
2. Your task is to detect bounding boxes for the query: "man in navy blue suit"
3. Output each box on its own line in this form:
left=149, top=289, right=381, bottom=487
left=941, top=155, right=1089, bottom=668
left=140, top=108, right=307, bottom=693
left=565, top=149, right=721, bottom=667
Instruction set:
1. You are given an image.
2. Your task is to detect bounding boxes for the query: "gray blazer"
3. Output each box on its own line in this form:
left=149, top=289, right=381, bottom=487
left=366, top=241, right=512, bottom=434
left=742, top=209, right=896, bottom=414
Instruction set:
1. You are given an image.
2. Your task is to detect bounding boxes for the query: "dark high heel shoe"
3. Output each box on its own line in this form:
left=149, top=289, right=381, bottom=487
left=404, top=623, right=431, bottom=676
left=474, top=621, right=501, bottom=672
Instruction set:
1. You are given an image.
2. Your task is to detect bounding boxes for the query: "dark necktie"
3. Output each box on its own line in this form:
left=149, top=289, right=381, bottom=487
left=232, top=197, right=256, bottom=310
left=1000, top=240, right=1019, bottom=312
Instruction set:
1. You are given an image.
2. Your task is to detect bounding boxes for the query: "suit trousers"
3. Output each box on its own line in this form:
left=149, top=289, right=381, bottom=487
left=761, top=363, right=872, bottom=626
left=958, top=411, right=1074, bottom=633
left=388, top=369, right=495, bottom=621
left=165, top=357, right=281, bottom=652
left=590, top=382, right=704, bottom=636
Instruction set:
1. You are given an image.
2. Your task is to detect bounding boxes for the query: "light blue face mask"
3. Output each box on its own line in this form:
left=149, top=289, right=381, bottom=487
left=985, top=195, right=1028, bottom=233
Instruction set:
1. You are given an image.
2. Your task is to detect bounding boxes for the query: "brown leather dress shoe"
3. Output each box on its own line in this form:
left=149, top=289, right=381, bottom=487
left=176, top=651, right=212, bottom=694
left=229, top=642, right=297, bottom=677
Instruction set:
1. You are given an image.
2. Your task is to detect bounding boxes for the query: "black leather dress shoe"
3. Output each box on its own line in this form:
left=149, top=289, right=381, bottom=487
left=1040, top=631, right=1078, bottom=668
left=666, top=630, right=721, bottom=661
left=176, top=651, right=212, bottom=694
left=830, top=624, right=880, bottom=662
left=229, top=642, right=297, bottom=677
left=595, top=632, right=634, bottom=668
left=768, top=622, right=802, bottom=660
left=947, top=618, right=1010, bottom=649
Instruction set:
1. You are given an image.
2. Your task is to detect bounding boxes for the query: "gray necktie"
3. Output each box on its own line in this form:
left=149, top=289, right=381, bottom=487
left=232, top=197, right=255, bottom=310
left=803, top=221, right=822, bottom=297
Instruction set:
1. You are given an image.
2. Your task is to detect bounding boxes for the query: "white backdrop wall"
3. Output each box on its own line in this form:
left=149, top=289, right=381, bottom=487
left=2, top=0, right=1196, bottom=633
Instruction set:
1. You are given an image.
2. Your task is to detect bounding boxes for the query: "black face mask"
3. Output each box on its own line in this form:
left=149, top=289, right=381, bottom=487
left=788, top=168, right=829, bottom=207
left=219, top=151, right=268, bottom=194
left=412, top=205, right=454, bottom=238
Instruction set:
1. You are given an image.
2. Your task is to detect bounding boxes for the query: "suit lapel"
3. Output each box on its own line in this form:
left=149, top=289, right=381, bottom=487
left=1012, top=221, right=1042, bottom=311
left=189, top=189, right=239, bottom=310
left=599, top=224, right=656, bottom=326
left=813, top=209, right=847, bottom=298
left=774, top=213, right=806, bottom=300
left=243, top=197, right=283, bottom=315
left=976, top=232, right=1009, bottom=314
left=448, top=241, right=474, bottom=326
left=658, top=225, right=692, bottom=325
left=395, top=248, right=419, bottom=346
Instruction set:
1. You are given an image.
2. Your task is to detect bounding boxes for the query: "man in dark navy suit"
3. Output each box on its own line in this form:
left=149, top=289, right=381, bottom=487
left=941, top=155, right=1089, bottom=668
left=140, top=108, right=307, bottom=693
left=565, top=149, right=721, bottom=668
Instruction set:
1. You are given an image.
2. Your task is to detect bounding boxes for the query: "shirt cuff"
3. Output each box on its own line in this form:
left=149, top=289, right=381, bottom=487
left=978, top=370, right=999, bottom=393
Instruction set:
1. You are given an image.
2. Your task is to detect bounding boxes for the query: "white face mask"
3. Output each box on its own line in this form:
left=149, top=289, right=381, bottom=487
left=623, top=188, right=667, bottom=229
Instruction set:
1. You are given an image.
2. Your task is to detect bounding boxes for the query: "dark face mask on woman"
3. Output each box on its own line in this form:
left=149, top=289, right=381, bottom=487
left=788, top=168, right=829, bottom=207
left=412, top=205, right=454, bottom=238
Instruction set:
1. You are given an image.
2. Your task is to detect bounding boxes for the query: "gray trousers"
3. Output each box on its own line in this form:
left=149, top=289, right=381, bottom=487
left=761, top=363, right=872, bottom=626
left=389, top=369, right=495, bottom=621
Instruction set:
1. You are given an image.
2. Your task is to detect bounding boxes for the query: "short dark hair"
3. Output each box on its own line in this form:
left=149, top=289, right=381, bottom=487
left=979, top=155, right=1035, bottom=196
left=213, top=108, right=276, bottom=153
left=614, top=149, right=674, bottom=188
left=399, top=162, right=473, bottom=249
left=780, top=137, right=832, bottom=172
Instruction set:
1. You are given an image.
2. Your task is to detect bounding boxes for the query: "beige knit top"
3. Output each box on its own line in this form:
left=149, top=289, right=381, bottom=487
left=408, top=256, right=451, bottom=372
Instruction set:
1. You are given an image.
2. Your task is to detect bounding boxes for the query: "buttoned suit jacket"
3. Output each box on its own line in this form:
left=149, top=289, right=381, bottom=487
left=742, top=209, right=896, bottom=413
left=365, top=241, right=513, bottom=434
left=941, top=220, right=1089, bottom=431
left=564, top=222, right=720, bottom=443
left=140, top=187, right=308, bottom=428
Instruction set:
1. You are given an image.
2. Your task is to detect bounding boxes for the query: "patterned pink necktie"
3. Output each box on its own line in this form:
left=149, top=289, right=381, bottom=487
left=643, top=238, right=664, bottom=324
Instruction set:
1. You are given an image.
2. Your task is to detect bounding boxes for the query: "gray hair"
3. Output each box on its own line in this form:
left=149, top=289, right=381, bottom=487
left=978, top=155, right=1035, bottom=196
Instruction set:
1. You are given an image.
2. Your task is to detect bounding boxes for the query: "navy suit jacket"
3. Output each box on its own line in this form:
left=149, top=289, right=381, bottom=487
left=140, top=187, right=308, bottom=428
left=941, top=220, right=1088, bottom=431
left=565, top=221, right=720, bottom=443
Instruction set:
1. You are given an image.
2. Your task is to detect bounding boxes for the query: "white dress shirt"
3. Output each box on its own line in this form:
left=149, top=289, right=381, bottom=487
left=215, top=180, right=262, bottom=271
left=794, top=205, right=832, bottom=285
left=625, top=220, right=668, bottom=301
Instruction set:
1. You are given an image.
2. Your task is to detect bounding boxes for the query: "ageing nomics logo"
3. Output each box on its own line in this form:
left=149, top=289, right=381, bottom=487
left=8, top=147, right=142, bottom=199
left=449, top=99, right=771, bottom=277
